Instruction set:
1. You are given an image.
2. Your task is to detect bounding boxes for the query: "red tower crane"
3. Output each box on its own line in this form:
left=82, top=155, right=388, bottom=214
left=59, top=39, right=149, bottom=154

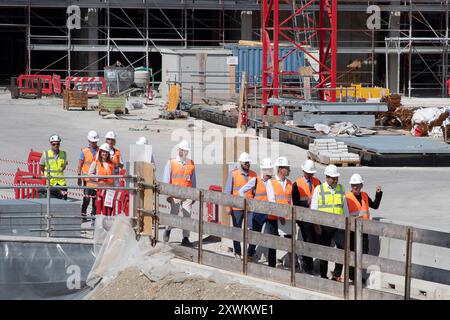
left=262, top=0, right=338, bottom=116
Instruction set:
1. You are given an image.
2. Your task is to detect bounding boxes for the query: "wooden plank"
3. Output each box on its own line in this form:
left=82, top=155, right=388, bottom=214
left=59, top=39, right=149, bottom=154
left=159, top=212, right=199, bottom=234
left=295, top=272, right=344, bottom=298
left=358, top=219, right=407, bottom=240
left=157, top=182, right=200, bottom=201
left=294, top=206, right=350, bottom=230
left=412, top=227, right=450, bottom=248
left=135, top=162, right=154, bottom=236
left=203, top=188, right=245, bottom=210
left=230, top=65, right=236, bottom=97
left=237, top=72, right=246, bottom=129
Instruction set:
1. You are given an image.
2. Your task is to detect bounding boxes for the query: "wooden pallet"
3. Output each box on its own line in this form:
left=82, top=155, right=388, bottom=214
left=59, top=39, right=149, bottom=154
left=308, top=152, right=360, bottom=167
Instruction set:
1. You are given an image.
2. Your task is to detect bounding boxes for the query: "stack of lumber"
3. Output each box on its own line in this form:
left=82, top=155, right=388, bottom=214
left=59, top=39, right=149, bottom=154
left=308, top=139, right=360, bottom=166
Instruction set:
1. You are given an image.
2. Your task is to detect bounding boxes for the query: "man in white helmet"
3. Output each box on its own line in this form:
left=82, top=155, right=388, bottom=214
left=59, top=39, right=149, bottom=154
left=333, top=173, right=383, bottom=282
left=136, top=136, right=156, bottom=168
left=162, top=140, right=196, bottom=247
left=77, top=130, right=100, bottom=219
left=39, top=134, right=68, bottom=200
left=265, top=156, right=294, bottom=268
left=239, top=158, right=274, bottom=262
left=292, top=159, right=321, bottom=274
left=224, top=152, right=257, bottom=258
left=310, top=164, right=349, bottom=280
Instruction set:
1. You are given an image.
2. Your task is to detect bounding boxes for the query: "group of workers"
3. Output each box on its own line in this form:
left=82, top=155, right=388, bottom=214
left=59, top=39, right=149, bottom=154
left=39, top=131, right=151, bottom=220
left=39, top=134, right=383, bottom=281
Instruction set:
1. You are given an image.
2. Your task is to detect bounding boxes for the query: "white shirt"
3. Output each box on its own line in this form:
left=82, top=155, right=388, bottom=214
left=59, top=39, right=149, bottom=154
left=266, top=174, right=292, bottom=236
left=266, top=174, right=289, bottom=203
left=238, top=175, right=271, bottom=197
left=310, top=182, right=349, bottom=216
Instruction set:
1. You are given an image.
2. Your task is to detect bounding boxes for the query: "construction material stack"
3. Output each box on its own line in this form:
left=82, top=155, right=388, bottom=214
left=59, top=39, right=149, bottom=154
left=308, top=139, right=360, bottom=166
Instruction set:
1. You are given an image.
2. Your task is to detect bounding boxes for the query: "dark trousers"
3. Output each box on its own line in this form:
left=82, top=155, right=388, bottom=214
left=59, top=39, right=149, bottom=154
left=247, top=212, right=267, bottom=257
left=231, top=210, right=244, bottom=255
left=40, top=184, right=67, bottom=200
left=81, top=187, right=97, bottom=215
left=319, top=226, right=339, bottom=278
left=298, top=221, right=319, bottom=271
left=265, top=219, right=279, bottom=267
left=333, top=231, right=370, bottom=280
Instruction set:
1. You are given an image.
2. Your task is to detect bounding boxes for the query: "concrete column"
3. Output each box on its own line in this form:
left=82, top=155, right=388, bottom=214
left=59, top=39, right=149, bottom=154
left=86, top=8, right=99, bottom=77
left=240, top=11, right=253, bottom=41
left=388, top=9, right=401, bottom=93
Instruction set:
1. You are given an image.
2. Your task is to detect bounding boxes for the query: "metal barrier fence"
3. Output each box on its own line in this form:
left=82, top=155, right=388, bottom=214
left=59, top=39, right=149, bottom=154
left=139, top=181, right=450, bottom=300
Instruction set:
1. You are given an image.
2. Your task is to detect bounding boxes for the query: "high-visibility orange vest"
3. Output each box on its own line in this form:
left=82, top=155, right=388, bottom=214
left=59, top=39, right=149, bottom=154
left=111, top=148, right=121, bottom=166
left=346, top=191, right=370, bottom=219
left=269, top=178, right=293, bottom=220
left=170, top=159, right=195, bottom=187
left=231, top=169, right=256, bottom=210
left=254, top=176, right=268, bottom=201
left=82, top=147, right=98, bottom=187
left=295, top=176, right=321, bottom=204
left=95, top=160, right=114, bottom=186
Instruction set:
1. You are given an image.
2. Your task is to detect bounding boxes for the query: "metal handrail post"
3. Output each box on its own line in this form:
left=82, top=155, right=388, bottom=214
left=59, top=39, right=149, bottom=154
left=46, top=166, right=51, bottom=238
left=243, top=199, right=249, bottom=275
left=291, top=206, right=296, bottom=286
left=198, top=190, right=203, bottom=264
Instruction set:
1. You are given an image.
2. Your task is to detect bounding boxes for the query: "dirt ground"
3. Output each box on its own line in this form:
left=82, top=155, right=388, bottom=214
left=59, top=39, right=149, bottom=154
left=89, top=267, right=280, bottom=300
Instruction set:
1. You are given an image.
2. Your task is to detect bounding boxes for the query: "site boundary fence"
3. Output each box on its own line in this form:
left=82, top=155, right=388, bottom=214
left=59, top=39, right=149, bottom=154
left=140, top=181, right=450, bottom=300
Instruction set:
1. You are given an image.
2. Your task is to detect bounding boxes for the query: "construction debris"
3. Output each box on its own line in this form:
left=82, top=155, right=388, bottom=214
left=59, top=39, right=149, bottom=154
left=308, top=139, right=360, bottom=166
left=314, top=122, right=376, bottom=137
left=411, top=108, right=449, bottom=137
left=159, top=110, right=189, bottom=120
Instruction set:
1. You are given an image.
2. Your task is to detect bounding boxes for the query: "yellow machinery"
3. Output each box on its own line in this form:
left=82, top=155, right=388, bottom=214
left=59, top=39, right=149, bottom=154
left=336, top=84, right=390, bottom=99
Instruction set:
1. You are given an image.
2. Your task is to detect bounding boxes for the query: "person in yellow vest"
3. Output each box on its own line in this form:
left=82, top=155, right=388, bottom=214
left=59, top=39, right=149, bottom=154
left=292, top=159, right=321, bottom=274
left=77, top=130, right=99, bottom=219
left=239, top=158, right=274, bottom=262
left=333, top=173, right=383, bottom=282
left=224, top=152, right=257, bottom=258
left=310, top=164, right=349, bottom=279
left=265, top=156, right=293, bottom=268
left=39, top=134, right=68, bottom=200
left=88, top=143, right=115, bottom=187
left=162, top=140, right=196, bottom=247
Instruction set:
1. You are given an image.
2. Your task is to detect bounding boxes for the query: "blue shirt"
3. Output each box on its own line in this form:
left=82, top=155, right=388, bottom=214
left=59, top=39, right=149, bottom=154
left=79, top=146, right=98, bottom=161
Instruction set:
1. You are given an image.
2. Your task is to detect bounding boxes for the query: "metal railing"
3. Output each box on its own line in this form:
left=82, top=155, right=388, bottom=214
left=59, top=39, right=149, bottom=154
left=137, top=181, right=450, bottom=300
left=0, top=173, right=137, bottom=238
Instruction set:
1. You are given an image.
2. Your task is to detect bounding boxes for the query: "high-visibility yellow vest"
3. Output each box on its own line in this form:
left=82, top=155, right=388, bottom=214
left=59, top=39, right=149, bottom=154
left=317, top=183, right=345, bottom=215
left=43, top=150, right=67, bottom=186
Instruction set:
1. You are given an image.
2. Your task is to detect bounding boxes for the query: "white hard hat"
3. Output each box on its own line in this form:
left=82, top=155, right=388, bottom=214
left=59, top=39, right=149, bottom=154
left=349, top=173, right=364, bottom=184
left=260, top=158, right=274, bottom=169
left=99, top=143, right=111, bottom=153
left=301, top=159, right=317, bottom=174
left=274, top=156, right=290, bottom=167
left=49, top=134, right=61, bottom=143
left=177, top=140, right=191, bottom=151
left=136, top=136, right=148, bottom=145
left=324, top=164, right=340, bottom=177
left=87, top=130, right=99, bottom=143
left=238, top=152, right=252, bottom=163
left=105, top=131, right=117, bottom=140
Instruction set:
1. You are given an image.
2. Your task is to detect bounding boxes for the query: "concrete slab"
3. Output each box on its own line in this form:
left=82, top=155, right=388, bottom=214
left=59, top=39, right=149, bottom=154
left=293, top=112, right=375, bottom=127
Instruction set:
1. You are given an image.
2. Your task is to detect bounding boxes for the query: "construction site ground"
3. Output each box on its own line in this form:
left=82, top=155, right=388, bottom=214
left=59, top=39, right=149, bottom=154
left=1, top=92, right=450, bottom=232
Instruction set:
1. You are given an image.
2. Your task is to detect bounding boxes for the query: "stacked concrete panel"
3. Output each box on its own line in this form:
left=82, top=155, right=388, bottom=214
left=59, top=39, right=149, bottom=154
left=308, top=139, right=360, bottom=165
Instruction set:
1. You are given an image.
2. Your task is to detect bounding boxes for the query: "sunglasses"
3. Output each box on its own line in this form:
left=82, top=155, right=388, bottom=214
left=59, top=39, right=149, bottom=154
left=51, top=143, right=60, bottom=146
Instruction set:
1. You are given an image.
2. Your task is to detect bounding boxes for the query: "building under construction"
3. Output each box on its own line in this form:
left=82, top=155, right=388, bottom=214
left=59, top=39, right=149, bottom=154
left=1, top=0, right=449, bottom=97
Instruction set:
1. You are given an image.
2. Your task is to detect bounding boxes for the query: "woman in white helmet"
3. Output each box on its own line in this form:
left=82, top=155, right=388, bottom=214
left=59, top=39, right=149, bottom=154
left=333, top=173, right=383, bottom=282
left=88, top=143, right=115, bottom=188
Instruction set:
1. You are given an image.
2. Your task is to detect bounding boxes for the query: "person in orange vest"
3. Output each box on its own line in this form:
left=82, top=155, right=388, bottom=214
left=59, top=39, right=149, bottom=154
left=292, top=159, right=321, bottom=274
left=162, top=140, right=196, bottom=247
left=224, top=152, right=257, bottom=258
left=265, top=156, right=293, bottom=268
left=239, top=158, right=274, bottom=262
left=88, top=143, right=115, bottom=187
left=104, top=131, right=123, bottom=186
left=333, top=173, right=382, bottom=282
left=77, top=130, right=99, bottom=219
